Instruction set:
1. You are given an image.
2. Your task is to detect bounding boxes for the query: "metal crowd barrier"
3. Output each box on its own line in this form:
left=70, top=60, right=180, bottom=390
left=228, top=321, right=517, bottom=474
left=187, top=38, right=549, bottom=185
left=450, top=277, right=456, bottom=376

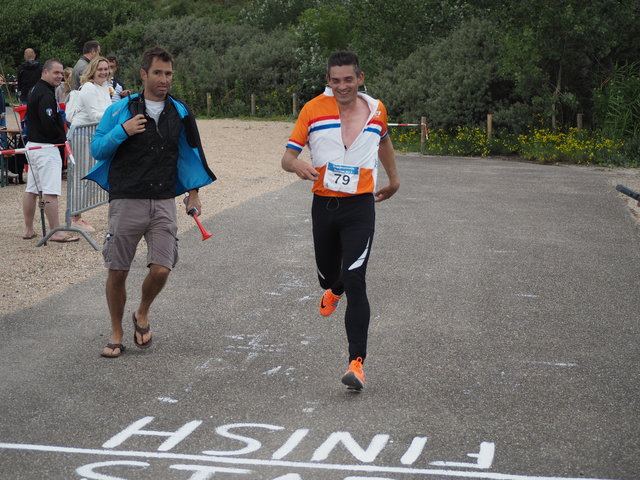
left=36, top=123, right=107, bottom=250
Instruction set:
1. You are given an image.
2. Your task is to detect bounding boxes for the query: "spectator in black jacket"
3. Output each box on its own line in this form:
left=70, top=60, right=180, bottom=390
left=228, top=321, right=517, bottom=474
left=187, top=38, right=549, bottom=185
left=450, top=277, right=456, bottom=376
left=22, top=59, right=79, bottom=243
left=17, top=48, right=42, bottom=104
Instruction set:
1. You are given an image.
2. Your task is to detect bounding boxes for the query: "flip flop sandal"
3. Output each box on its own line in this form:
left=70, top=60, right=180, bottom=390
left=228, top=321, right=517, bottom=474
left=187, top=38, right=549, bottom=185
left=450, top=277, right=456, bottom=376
left=101, top=343, right=125, bottom=358
left=132, top=312, right=153, bottom=349
left=50, top=234, right=80, bottom=243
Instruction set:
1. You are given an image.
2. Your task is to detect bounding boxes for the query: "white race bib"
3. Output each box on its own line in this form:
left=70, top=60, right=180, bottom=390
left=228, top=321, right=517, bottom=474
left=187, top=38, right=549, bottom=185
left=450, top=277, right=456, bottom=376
left=323, top=162, right=360, bottom=194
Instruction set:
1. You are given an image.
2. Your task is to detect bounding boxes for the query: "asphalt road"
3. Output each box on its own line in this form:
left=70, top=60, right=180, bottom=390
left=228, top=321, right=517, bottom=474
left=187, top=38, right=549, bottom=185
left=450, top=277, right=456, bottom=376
left=1, top=155, right=638, bottom=480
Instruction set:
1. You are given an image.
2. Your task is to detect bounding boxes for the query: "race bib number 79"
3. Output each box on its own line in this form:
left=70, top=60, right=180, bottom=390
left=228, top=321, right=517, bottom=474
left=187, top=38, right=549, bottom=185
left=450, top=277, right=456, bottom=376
left=323, top=162, right=359, bottom=194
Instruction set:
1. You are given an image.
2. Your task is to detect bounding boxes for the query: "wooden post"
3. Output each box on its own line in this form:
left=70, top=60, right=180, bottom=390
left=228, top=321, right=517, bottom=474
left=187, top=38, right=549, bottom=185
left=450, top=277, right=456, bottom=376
left=292, top=93, right=298, bottom=117
left=206, top=92, right=212, bottom=117
left=487, top=113, right=493, bottom=139
left=251, top=94, right=256, bottom=116
left=577, top=113, right=583, bottom=132
left=420, top=116, right=427, bottom=154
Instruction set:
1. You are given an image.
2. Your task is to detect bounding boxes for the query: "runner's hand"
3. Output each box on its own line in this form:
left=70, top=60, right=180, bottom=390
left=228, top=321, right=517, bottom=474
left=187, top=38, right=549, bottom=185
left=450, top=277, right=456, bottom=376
left=293, top=159, right=319, bottom=181
left=123, top=114, right=146, bottom=136
left=374, top=182, right=400, bottom=202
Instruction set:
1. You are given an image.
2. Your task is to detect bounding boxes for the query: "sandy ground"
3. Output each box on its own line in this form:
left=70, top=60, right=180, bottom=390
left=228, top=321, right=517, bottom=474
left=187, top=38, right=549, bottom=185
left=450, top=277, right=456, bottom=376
left=0, top=116, right=303, bottom=315
left=1, top=114, right=638, bottom=316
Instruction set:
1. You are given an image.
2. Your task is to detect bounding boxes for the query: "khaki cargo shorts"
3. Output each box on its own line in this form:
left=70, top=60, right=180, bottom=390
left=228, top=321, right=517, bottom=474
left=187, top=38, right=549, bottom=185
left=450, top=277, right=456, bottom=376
left=103, top=198, right=178, bottom=271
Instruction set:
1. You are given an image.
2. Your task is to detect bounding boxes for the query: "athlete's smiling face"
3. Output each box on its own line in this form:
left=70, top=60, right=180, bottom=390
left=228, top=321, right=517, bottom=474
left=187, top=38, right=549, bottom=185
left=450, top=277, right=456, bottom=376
left=326, top=64, right=364, bottom=105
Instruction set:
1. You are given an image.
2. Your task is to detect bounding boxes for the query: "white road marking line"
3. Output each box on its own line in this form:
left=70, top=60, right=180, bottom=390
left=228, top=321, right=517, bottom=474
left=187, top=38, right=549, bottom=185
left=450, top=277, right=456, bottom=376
left=0, top=442, right=618, bottom=480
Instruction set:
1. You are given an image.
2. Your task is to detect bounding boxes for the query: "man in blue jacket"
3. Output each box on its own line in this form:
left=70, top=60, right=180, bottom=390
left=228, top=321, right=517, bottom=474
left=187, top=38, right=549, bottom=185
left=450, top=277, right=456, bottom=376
left=87, top=46, right=216, bottom=358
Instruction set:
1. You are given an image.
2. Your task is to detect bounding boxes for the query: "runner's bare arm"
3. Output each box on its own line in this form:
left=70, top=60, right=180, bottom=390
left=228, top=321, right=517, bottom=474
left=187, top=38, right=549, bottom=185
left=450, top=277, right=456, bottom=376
left=375, top=135, right=400, bottom=202
left=281, top=148, right=319, bottom=181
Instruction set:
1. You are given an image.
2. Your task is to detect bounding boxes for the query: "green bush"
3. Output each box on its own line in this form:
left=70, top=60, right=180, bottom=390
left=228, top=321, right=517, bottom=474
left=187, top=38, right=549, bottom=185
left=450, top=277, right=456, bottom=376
left=100, top=16, right=298, bottom=116
left=374, top=17, right=518, bottom=131
left=240, top=0, right=315, bottom=31
left=290, top=4, right=353, bottom=102
left=416, top=126, right=635, bottom=166
left=592, top=62, right=640, bottom=166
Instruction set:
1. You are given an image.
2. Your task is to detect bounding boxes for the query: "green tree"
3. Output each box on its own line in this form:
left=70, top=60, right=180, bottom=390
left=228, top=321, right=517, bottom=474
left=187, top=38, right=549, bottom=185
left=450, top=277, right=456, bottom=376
left=239, top=0, right=314, bottom=30
left=148, top=0, right=246, bottom=21
left=374, top=17, right=517, bottom=130
left=593, top=62, right=640, bottom=158
left=290, top=4, right=353, bottom=100
left=488, top=0, right=640, bottom=128
left=0, top=0, right=142, bottom=72
left=102, top=16, right=260, bottom=91
left=216, top=33, right=298, bottom=116
left=347, top=0, right=469, bottom=77
left=102, top=15, right=298, bottom=115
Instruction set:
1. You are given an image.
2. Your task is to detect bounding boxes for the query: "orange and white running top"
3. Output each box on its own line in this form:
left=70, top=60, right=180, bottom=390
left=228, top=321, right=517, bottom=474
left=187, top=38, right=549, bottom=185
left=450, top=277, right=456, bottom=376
left=286, top=87, right=388, bottom=197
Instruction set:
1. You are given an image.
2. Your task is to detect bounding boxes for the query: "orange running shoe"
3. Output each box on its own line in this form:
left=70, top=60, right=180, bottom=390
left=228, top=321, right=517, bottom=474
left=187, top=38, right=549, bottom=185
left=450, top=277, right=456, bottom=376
left=319, top=289, right=341, bottom=316
left=341, top=357, right=365, bottom=391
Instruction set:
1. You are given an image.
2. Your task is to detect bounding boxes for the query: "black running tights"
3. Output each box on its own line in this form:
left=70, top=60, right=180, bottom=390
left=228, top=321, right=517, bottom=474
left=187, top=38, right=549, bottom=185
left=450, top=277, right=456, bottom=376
left=312, top=194, right=375, bottom=362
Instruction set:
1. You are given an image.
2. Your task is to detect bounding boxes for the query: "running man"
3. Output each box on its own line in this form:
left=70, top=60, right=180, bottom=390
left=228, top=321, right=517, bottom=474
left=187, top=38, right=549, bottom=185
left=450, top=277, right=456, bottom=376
left=281, top=51, right=400, bottom=390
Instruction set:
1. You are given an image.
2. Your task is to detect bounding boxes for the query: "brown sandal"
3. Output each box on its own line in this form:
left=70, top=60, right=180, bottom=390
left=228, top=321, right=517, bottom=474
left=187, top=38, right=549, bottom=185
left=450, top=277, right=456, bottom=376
left=132, top=312, right=153, bottom=349
left=101, top=343, right=125, bottom=358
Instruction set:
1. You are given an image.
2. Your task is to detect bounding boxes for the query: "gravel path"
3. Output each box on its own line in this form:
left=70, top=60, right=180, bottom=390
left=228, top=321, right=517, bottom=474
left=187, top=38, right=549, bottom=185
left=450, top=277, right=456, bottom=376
left=0, top=118, right=303, bottom=314
left=0, top=116, right=638, bottom=315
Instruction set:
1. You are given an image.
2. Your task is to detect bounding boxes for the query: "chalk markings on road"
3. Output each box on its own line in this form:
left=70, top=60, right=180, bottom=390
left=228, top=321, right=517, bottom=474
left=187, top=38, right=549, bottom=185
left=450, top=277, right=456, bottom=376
left=521, top=360, right=578, bottom=368
left=156, top=397, right=179, bottom=404
left=263, top=366, right=283, bottom=376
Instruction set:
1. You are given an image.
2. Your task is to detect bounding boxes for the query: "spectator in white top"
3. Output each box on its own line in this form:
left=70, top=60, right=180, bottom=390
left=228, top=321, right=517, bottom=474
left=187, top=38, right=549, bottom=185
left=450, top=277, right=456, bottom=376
left=71, top=56, right=111, bottom=127
left=69, top=56, right=111, bottom=232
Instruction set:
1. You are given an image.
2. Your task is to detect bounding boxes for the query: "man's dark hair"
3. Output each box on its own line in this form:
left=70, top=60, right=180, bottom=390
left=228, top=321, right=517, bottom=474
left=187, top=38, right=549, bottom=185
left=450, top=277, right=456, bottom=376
left=141, top=46, right=173, bottom=72
left=327, top=51, right=362, bottom=76
left=83, top=40, right=100, bottom=55
left=42, top=59, right=62, bottom=71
